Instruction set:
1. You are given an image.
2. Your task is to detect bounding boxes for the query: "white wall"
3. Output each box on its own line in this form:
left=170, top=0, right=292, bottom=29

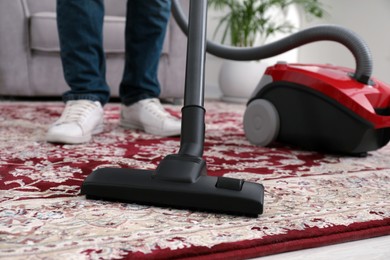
left=205, top=0, right=390, bottom=98
left=298, top=0, right=390, bottom=84
left=205, top=5, right=301, bottom=98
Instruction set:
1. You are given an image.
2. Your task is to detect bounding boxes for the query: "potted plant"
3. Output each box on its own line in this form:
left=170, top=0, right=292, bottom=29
left=208, top=0, right=327, bottom=102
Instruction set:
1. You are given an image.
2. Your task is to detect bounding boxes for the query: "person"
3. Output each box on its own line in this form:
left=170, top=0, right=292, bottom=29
left=46, top=0, right=181, bottom=144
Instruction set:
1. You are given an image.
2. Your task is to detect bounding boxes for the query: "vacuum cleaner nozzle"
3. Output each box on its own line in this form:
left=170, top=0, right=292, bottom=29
left=81, top=162, right=264, bottom=217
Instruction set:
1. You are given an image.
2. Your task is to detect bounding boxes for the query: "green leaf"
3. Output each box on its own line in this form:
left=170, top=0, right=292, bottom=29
left=208, top=0, right=328, bottom=47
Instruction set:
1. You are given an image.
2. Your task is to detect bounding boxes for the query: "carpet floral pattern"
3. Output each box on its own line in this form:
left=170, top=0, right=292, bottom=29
left=0, top=101, right=389, bottom=259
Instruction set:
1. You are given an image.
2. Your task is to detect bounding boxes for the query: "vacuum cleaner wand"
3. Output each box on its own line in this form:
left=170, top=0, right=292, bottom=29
left=81, top=0, right=265, bottom=217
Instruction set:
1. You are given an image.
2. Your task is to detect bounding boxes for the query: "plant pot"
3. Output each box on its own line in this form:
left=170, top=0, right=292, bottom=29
left=218, top=60, right=268, bottom=103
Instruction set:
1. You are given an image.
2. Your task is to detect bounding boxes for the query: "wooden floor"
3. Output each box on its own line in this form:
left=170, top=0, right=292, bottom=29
left=254, top=235, right=390, bottom=259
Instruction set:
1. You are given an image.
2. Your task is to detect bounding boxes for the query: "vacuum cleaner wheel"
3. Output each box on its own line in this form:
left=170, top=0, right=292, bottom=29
left=244, top=99, right=280, bottom=146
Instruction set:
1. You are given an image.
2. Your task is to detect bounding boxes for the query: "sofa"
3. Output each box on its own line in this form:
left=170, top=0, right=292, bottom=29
left=0, top=0, right=188, bottom=99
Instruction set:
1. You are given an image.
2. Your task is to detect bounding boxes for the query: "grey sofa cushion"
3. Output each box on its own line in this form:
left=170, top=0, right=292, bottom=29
left=30, top=12, right=59, bottom=52
left=30, top=12, right=169, bottom=54
left=25, top=0, right=127, bottom=17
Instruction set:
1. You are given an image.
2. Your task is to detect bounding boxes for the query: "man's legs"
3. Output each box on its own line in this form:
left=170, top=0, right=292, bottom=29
left=47, top=0, right=180, bottom=143
left=57, top=0, right=110, bottom=105
left=119, top=0, right=180, bottom=137
left=46, top=0, right=107, bottom=144
left=119, top=0, right=171, bottom=105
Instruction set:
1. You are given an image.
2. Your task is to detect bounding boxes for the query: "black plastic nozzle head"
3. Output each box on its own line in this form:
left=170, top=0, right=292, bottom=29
left=81, top=167, right=264, bottom=217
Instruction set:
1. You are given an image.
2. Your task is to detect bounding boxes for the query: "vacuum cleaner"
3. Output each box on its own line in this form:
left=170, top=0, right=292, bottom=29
left=81, top=0, right=389, bottom=216
left=172, top=0, right=390, bottom=156
left=243, top=63, right=390, bottom=155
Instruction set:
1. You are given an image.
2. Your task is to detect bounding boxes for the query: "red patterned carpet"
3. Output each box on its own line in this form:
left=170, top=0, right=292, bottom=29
left=1, top=101, right=389, bottom=259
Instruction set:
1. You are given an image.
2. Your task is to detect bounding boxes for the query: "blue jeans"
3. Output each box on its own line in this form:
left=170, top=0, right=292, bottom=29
left=56, top=0, right=171, bottom=106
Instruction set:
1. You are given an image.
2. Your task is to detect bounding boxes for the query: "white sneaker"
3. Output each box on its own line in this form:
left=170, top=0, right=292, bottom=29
left=120, top=98, right=181, bottom=136
left=46, top=100, right=104, bottom=144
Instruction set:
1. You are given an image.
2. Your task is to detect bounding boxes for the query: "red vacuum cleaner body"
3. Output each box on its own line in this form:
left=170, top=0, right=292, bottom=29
left=244, top=63, right=390, bottom=155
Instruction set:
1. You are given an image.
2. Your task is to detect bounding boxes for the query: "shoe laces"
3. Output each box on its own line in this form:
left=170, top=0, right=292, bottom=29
left=57, top=100, right=100, bottom=124
left=143, top=98, right=175, bottom=120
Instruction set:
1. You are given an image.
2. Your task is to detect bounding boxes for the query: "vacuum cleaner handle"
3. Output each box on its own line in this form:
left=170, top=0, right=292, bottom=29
left=171, top=0, right=373, bottom=85
left=181, top=0, right=207, bottom=108
left=178, top=0, right=208, bottom=157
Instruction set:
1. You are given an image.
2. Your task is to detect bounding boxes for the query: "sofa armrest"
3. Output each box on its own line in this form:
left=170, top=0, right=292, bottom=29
left=0, top=0, right=31, bottom=95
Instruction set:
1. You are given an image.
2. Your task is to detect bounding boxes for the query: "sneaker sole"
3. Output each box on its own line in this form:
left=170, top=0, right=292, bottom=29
left=119, top=120, right=180, bottom=137
left=46, top=124, right=104, bottom=144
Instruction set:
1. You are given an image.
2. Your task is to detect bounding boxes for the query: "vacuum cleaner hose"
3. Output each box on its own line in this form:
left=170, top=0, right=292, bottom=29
left=171, top=0, right=373, bottom=84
